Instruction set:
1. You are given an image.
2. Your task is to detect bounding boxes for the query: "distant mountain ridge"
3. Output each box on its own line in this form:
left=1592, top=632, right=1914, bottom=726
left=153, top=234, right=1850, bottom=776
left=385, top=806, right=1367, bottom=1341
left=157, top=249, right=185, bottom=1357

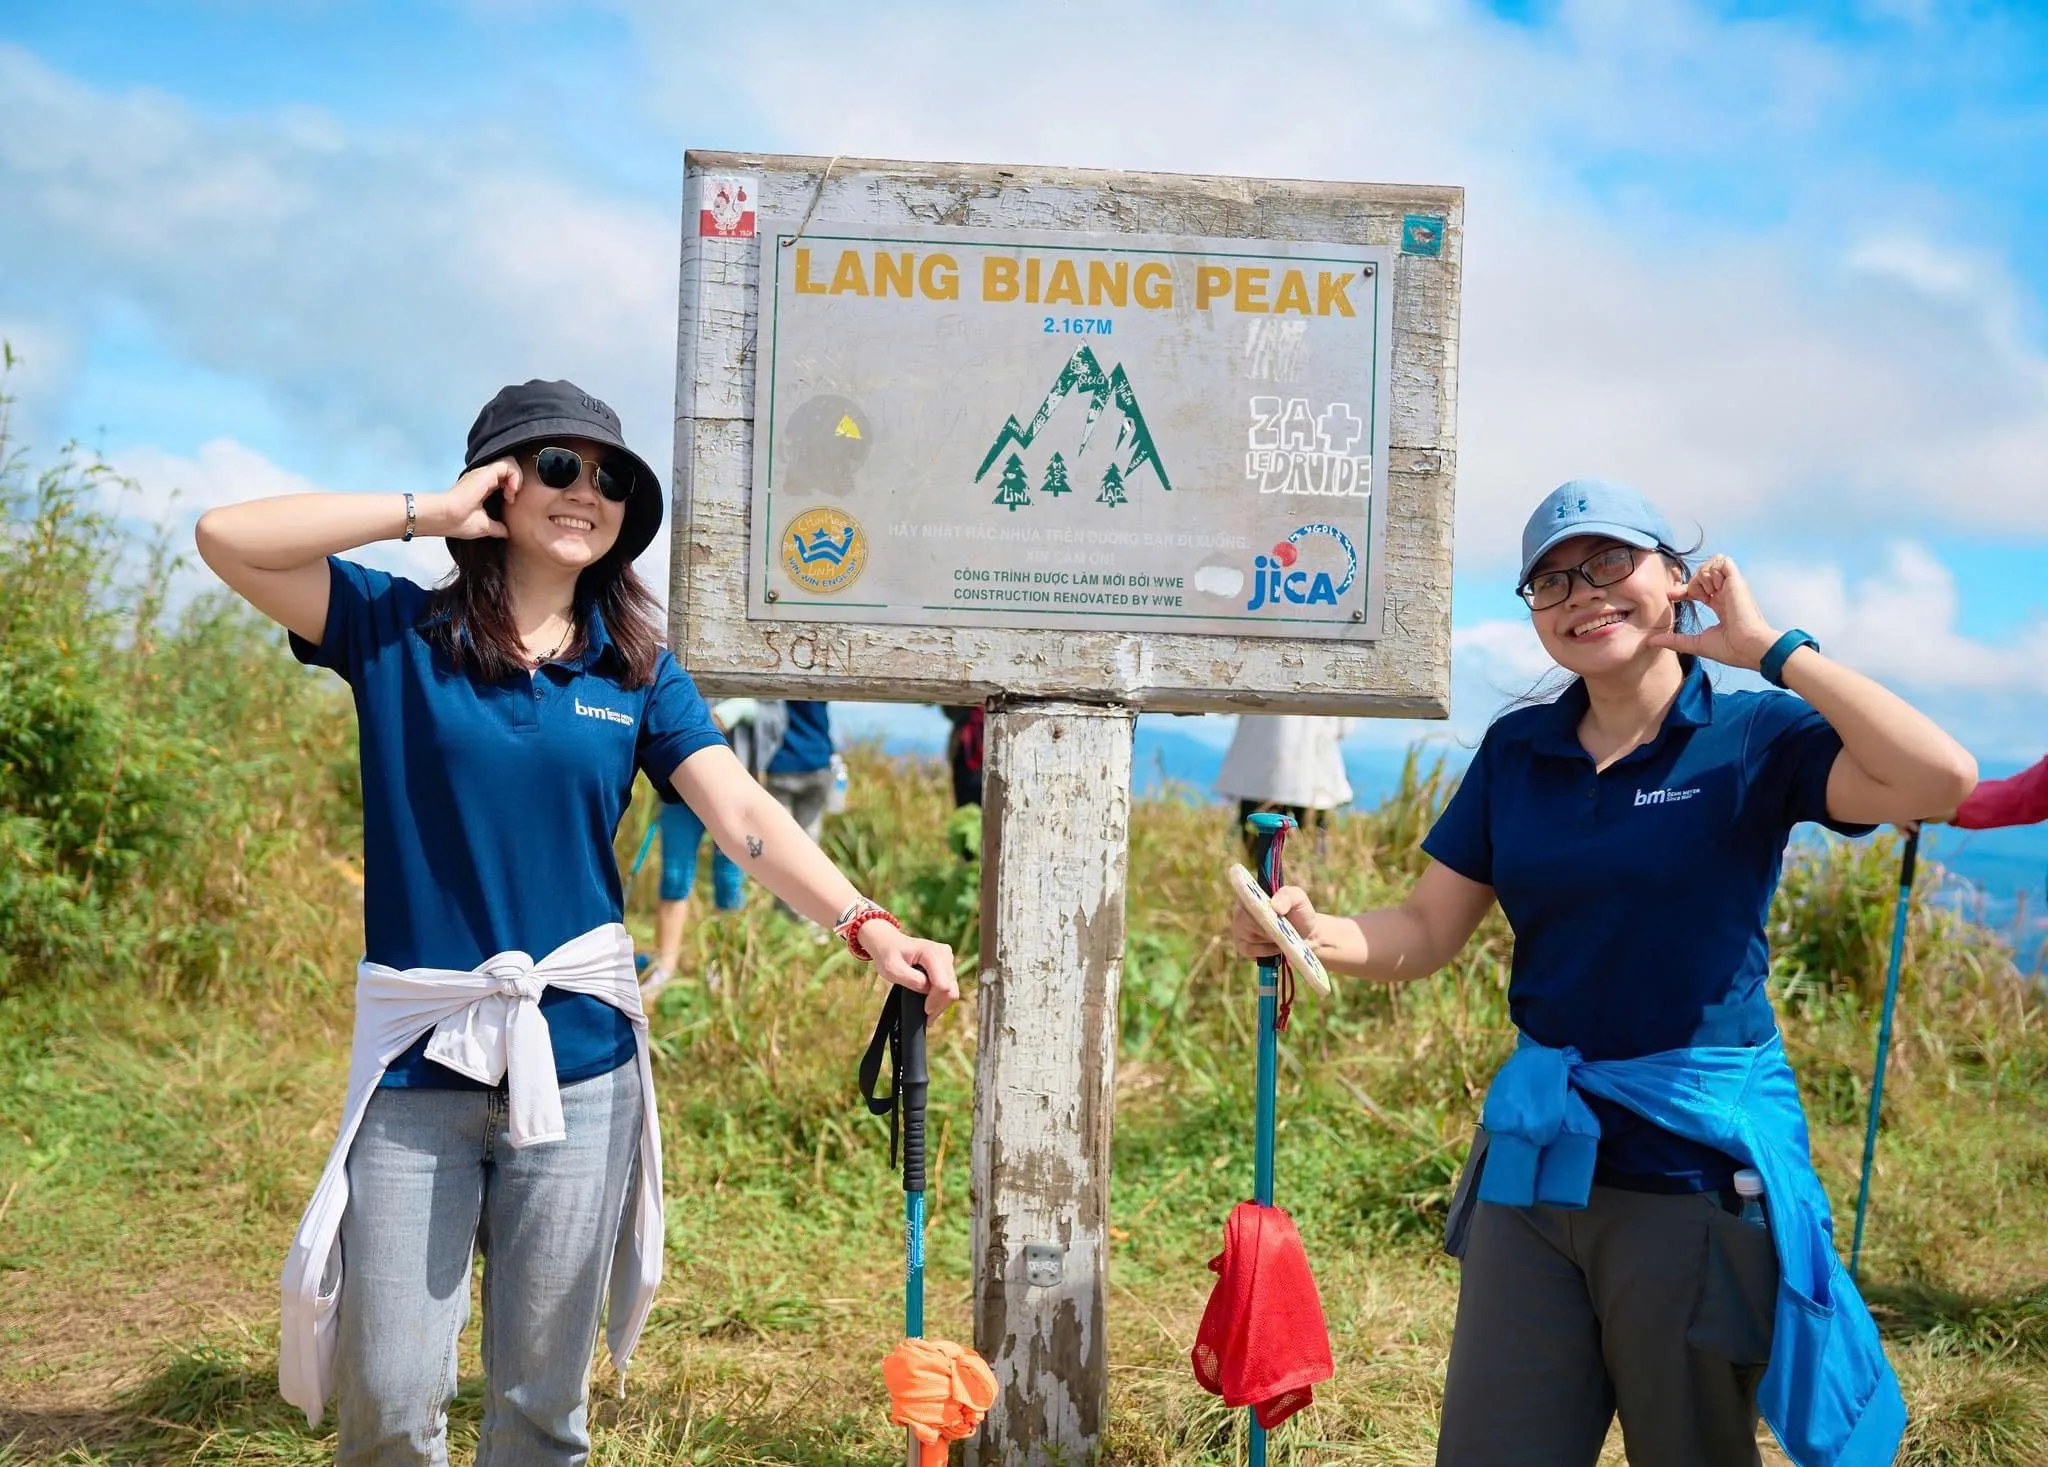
left=862, top=721, right=2045, bottom=974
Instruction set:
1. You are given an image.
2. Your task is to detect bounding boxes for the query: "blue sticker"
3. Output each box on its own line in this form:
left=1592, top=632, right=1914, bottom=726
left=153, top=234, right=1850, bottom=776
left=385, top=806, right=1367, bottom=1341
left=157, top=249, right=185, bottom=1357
left=1401, top=214, right=1446, bottom=258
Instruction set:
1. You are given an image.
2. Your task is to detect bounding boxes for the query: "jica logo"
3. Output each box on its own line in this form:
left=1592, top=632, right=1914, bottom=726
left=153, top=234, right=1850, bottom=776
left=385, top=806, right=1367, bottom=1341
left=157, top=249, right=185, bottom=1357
left=1246, top=523, right=1359, bottom=612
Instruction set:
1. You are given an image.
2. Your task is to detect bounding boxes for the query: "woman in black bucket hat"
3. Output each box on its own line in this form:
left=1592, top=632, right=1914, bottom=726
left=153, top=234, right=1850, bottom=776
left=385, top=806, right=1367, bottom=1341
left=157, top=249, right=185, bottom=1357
left=196, top=380, right=958, bottom=1465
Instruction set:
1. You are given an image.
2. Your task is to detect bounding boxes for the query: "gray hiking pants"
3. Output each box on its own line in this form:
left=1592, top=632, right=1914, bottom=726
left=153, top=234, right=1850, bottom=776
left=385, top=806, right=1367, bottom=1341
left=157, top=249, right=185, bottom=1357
left=1438, top=1168, right=1779, bottom=1467
left=764, top=767, right=835, bottom=917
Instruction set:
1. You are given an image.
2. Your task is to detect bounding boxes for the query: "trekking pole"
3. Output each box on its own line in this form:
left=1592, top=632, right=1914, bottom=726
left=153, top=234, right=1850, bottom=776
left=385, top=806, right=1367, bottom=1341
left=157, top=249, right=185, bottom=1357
left=1850, top=827, right=1920, bottom=1283
left=898, top=984, right=930, bottom=1467
left=1244, top=811, right=1296, bottom=1467
left=628, top=818, right=659, bottom=882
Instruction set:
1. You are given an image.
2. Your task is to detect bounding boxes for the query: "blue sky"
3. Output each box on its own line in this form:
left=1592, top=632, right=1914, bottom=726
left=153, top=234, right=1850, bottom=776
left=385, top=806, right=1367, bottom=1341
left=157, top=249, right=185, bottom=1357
left=2, top=0, right=2045, bottom=766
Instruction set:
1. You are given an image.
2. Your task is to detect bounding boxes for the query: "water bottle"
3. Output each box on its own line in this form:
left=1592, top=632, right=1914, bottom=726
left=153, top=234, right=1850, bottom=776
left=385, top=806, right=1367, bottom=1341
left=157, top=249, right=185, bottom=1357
left=1733, top=1168, right=1767, bottom=1227
left=827, top=752, right=850, bottom=815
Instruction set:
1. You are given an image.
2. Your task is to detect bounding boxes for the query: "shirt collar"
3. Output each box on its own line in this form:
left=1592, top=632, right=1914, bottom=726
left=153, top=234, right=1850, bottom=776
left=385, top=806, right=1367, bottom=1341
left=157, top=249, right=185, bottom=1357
left=1518, top=659, right=1715, bottom=762
left=571, top=606, right=623, bottom=673
left=415, top=596, right=626, bottom=675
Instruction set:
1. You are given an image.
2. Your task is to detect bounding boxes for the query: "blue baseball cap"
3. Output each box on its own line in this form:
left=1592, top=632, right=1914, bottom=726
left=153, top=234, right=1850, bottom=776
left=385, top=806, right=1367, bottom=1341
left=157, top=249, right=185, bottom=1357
left=1518, top=479, right=1677, bottom=588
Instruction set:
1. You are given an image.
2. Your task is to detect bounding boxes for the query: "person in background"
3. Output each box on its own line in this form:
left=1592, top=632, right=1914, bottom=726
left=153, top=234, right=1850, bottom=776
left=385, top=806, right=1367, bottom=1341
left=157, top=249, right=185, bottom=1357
left=642, top=781, right=746, bottom=1000
left=642, top=698, right=794, bottom=992
left=1942, top=753, right=2046, bottom=830
left=942, top=704, right=986, bottom=808
left=1216, top=714, right=1353, bottom=858
left=765, top=700, right=836, bottom=917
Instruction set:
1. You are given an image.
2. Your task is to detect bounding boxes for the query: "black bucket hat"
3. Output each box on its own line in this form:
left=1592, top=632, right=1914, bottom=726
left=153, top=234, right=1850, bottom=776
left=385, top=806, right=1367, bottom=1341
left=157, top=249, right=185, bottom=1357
left=464, top=379, right=663, bottom=564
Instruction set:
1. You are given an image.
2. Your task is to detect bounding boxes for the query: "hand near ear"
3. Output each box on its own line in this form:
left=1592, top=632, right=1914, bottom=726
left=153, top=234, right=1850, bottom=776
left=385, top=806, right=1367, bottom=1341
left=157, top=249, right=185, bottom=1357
left=1647, top=554, right=1778, bottom=670
left=430, top=458, right=520, bottom=541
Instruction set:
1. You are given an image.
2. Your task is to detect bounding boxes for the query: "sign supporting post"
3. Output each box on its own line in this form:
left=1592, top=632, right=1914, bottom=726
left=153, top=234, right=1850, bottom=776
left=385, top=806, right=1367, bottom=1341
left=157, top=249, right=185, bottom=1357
left=968, top=699, right=1134, bottom=1467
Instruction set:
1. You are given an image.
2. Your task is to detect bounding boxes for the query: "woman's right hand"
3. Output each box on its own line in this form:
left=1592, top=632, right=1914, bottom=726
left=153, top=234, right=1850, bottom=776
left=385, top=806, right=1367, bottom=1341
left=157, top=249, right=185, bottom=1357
left=1230, top=883, right=1319, bottom=960
left=426, top=458, right=519, bottom=540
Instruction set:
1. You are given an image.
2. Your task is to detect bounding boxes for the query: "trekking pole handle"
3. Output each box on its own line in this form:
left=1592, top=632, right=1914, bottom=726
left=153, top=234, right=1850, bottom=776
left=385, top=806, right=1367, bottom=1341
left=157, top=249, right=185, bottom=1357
left=899, top=981, right=930, bottom=1196
left=1245, top=810, right=1297, bottom=898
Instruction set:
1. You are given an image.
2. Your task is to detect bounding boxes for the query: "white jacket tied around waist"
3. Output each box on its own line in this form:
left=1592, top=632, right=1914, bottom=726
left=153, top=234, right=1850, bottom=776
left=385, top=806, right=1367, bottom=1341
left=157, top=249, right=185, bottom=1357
left=278, top=923, right=663, bottom=1426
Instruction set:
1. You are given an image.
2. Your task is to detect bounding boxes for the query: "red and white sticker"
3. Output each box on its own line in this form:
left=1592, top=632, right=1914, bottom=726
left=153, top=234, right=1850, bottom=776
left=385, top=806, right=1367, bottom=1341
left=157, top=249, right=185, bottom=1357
left=698, top=174, right=756, bottom=239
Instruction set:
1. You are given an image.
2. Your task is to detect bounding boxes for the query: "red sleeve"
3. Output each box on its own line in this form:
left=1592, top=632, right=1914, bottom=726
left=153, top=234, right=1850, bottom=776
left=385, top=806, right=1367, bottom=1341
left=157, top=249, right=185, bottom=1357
left=1952, top=755, right=2048, bottom=830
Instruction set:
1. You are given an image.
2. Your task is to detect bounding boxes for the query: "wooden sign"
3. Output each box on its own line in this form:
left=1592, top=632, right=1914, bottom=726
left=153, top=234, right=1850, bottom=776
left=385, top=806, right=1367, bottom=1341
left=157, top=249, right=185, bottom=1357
left=673, top=153, right=1462, bottom=717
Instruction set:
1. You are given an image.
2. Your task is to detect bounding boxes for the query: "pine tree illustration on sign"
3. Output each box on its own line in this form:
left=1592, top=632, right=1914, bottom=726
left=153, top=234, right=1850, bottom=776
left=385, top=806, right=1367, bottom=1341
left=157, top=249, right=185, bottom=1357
left=1097, top=463, right=1127, bottom=507
left=993, top=453, right=1032, bottom=512
left=1041, top=452, right=1072, bottom=497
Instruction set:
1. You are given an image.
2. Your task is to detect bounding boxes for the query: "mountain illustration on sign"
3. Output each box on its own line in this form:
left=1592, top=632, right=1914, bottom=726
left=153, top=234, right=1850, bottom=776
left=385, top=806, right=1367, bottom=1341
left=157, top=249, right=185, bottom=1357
left=973, top=346, right=1172, bottom=496
left=993, top=453, right=1032, bottom=512
left=1041, top=452, right=1071, bottom=496
left=1097, top=463, right=1127, bottom=507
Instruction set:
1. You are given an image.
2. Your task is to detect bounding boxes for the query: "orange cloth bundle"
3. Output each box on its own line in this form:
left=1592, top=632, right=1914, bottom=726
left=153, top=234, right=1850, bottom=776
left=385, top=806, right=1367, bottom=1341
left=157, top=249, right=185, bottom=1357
left=882, top=1337, right=999, bottom=1467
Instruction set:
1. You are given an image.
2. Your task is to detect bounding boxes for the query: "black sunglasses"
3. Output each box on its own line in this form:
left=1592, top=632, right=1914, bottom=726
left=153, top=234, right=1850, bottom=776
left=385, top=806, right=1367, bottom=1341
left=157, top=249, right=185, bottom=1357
left=532, top=445, right=636, bottom=502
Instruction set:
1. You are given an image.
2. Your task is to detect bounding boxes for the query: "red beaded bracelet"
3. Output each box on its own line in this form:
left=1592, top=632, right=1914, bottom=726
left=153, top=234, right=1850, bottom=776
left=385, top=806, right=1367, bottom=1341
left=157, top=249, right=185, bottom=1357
left=834, top=902, right=902, bottom=962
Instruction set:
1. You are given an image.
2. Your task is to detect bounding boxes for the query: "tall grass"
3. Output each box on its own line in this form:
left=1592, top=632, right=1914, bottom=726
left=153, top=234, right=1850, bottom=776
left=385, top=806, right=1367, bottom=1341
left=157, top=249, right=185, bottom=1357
left=0, top=385, right=358, bottom=1003
left=3, top=399, right=2046, bottom=1465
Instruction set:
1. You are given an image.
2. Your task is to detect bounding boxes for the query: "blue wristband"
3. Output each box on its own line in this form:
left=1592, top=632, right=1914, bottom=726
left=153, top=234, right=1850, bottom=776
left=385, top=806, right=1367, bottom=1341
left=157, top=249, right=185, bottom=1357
left=1759, top=628, right=1818, bottom=688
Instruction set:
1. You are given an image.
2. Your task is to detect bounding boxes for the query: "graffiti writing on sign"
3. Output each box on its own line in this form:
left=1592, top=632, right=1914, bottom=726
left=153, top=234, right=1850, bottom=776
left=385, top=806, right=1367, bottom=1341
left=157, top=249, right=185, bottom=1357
left=699, top=175, right=756, bottom=239
left=1246, top=397, right=1372, bottom=498
left=761, top=629, right=857, bottom=675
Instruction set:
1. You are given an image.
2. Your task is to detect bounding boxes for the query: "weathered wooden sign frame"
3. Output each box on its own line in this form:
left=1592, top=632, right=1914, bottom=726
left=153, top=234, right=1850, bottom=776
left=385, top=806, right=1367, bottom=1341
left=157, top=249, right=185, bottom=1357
left=672, top=151, right=1463, bottom=1467
left=673, top=151, right=1461, bottom=717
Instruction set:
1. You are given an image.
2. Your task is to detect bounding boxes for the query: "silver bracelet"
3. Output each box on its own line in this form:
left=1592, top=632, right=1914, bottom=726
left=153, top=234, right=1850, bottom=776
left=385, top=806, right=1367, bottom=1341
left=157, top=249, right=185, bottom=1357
left=834, top=898, right=870, bottom=930
left=401, top=492, right=416, bottom=542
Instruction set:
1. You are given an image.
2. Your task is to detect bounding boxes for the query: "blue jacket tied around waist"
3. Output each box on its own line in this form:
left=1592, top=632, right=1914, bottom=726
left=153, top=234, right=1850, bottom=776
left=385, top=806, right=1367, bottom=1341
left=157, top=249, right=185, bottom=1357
left=1475, top=1034, right=1906, bottom=1467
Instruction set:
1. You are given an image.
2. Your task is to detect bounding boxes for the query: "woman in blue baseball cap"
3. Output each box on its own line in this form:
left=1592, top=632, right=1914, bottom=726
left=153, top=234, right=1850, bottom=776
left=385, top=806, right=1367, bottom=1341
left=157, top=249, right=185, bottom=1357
left=1229, top=479, right=1973, bottom=1467
left=196, top=379, right=959, bottom=1465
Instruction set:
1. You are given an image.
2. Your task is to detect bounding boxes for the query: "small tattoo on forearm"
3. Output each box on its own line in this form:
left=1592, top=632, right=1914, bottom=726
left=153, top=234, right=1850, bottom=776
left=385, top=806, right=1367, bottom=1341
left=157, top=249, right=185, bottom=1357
left=746, top=835, right=763, bottom=858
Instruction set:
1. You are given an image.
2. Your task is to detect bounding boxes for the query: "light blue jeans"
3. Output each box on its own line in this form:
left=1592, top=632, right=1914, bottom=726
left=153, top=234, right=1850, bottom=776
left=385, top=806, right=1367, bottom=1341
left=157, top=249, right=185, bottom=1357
left=334, top=1062, right=641, bottom=1467
left=659, top=798, right=745, bottom=910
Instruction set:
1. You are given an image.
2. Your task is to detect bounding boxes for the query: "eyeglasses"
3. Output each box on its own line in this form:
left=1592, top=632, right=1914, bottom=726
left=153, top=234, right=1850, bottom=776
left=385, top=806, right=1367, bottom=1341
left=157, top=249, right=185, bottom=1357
left=1518, top=545, right=1643, bottom=611
left=532, top=445, right=636, bottom=503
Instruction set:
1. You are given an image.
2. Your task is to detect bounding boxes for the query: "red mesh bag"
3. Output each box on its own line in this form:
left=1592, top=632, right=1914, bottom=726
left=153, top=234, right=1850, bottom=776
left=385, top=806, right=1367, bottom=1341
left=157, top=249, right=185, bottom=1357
left=1190, top=1201, right=1333, bottom=1429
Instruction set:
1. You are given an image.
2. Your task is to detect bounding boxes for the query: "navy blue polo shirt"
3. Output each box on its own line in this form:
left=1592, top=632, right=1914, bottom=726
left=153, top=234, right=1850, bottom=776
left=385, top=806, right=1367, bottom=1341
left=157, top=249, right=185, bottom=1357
left=1422, top=662, right=1872, bottom=1192
left=293, top=558, right=724, bottom=1088
left=768, top=700, right=833, bottom=775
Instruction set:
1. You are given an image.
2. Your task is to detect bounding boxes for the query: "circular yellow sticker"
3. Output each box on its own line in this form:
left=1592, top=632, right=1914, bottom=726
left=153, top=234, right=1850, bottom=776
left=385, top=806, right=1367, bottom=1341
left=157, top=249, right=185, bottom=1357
left=780, top=506, right=868, bottom=595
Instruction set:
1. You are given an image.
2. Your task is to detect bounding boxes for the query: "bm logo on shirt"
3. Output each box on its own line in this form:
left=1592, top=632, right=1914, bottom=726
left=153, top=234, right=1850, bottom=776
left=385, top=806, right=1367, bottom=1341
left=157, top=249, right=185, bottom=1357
left=575, top=698, right=634, bottom=727
left=1634, top=786, right=1702, bottom=806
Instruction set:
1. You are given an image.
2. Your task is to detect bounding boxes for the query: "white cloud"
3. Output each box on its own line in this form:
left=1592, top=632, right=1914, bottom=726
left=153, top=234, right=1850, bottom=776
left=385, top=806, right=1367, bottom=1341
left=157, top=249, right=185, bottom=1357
left=9, top=5, right=2045, bottom=588
left=615, top=0, right=2048, bottom=565
left=1748, top=543, right=2048, bottom=696
left=115, top=438, right=328, bottom=522
left=6, top=3, right=2046, bottom=756
left=108, top=438, right=455, bottom=587
left=0, top=45, right=676, bottom=488
left=1454, top=617, right=1554, bottom=686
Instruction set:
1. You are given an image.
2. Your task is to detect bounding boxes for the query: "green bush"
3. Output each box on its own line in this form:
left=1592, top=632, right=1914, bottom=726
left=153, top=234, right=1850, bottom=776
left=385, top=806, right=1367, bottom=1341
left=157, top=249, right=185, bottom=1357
left=0, top=372, right=359, bottom=998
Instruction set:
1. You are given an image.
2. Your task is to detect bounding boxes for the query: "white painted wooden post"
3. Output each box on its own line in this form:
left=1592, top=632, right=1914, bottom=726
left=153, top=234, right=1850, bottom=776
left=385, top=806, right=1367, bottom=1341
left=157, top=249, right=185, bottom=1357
left=969, top=700, right=1135, bottom=1467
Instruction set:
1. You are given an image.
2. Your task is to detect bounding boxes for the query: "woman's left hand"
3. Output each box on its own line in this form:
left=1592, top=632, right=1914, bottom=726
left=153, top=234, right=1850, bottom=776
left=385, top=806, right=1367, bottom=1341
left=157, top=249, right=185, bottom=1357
left=862, top=923, right=961, bottom=1017
left=1648, top=554, right=1780, bottom=670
